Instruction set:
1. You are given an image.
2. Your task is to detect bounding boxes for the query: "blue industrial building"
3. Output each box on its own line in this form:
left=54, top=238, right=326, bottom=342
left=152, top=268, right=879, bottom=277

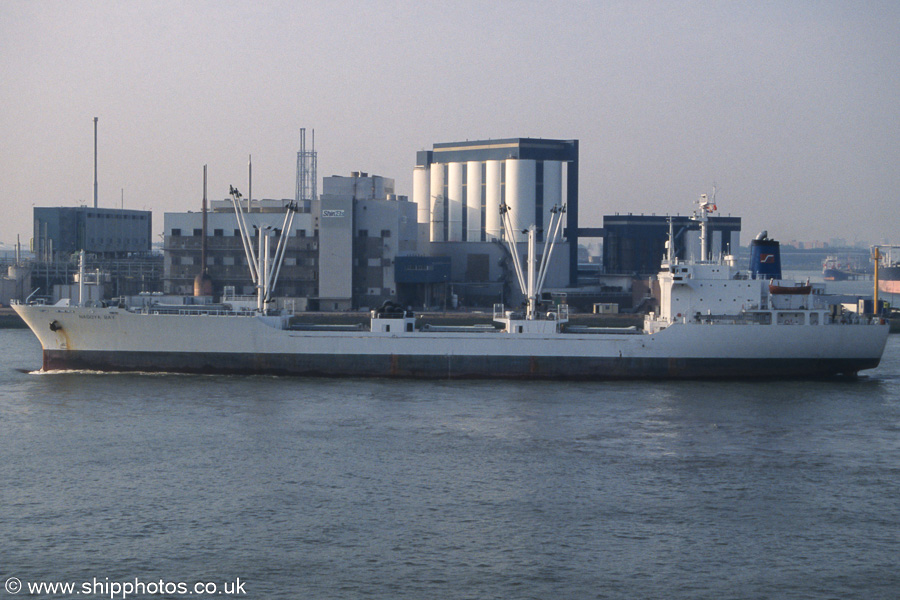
left=602, top=214, right=742, bottom=275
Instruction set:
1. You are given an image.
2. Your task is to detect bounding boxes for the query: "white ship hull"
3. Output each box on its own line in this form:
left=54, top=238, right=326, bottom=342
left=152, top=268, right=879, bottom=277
left=13, top=304, right=889, bottom=379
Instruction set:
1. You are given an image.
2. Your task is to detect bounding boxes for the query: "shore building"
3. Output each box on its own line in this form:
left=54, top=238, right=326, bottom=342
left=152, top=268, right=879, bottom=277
left=602, top=214, right=742, bottom=276
left=411, top=138, right=578, bottom=307
left=163, top=199, right=317, bottom=302
left=163, top=173, right=418, bottom=311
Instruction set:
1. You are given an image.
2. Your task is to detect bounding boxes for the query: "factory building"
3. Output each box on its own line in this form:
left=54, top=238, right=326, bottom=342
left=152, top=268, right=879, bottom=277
left=33, top=206, right=152, bottom=260
left=317, top=172, right=417, bottom=311
left=602, top=213, right=742, bottom=275
left=412, top=138, right=580, bottom=287
left=26, top=206, right=160, bottom=300
left=163, top=172, right=417, bottom=311
left=163, top=199, right=318, bottom=301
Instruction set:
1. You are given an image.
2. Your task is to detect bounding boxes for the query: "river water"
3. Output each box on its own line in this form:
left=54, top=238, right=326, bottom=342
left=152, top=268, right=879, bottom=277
left=1, top=318, right=899, bottom=598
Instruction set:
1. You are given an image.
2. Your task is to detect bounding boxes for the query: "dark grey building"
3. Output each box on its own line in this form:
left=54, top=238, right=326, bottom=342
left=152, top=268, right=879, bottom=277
left=602, top=214, right=742, bottom=275
left=33, top=206, right=152, bottom=259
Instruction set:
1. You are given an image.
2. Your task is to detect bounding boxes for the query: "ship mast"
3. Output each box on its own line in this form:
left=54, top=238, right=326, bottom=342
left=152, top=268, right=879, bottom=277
left=229, top=185, right=296, bottom=313
left=873, top=246, right=880, bottom=314
left=499, top=203, right=566, bottom=320
left=691, top=192, right=717, bottom=262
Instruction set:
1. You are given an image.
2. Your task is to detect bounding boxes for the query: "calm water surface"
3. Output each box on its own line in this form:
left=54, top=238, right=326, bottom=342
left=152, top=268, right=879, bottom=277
left=1, top=328, right=898, bottom=599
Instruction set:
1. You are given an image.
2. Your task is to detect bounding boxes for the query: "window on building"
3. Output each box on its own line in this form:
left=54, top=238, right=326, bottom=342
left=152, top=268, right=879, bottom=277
left=381, top=229, right=391, bottom=238
left=466, top=254, right=490, bottom=281
left=171, top=229, right=181, bottom=237
left=297, top=229, right=306, bottom=237
left=358, top=230, right=368, bottom=238
left=193, top=229, right=202, bottom=236
left=213, top=229, right=223, bottom=236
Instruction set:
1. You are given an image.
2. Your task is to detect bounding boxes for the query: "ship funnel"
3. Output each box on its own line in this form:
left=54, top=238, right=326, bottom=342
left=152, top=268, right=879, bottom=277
left=749, top=234, right=782, bottom=280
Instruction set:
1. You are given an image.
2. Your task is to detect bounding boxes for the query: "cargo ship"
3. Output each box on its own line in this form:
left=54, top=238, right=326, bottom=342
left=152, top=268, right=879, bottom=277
left=823, top=256, right=852, bottom=281
left=875, top=246, right=900, bottom=295
left=823, top=255, right=871, bottom=281
left=13, top=196, right=890, bottom=379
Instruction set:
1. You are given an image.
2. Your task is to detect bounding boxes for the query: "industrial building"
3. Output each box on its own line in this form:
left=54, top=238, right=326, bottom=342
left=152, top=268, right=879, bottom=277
left=22, top=129, right=749, bottom=314
left=412, top=138, right=579, bottom=286
left=163, top=172, right=418, bottom=311
left=317, top=172, right=417, bottom=311
left=163, top=198, right=318, bottom=301
left=33, top=206, right=152, bottom=260
left=27, top=206, right=160, bottom=300
left=601, top=213, right=742, bottom=275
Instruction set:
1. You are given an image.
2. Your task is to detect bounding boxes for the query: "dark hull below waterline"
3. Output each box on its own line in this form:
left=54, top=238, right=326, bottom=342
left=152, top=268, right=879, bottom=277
left=42, top=350, right=880, bottom=380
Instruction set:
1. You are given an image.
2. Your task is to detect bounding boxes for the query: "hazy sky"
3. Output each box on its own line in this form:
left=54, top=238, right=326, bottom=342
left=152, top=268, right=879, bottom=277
left=2, top=0, right=898, bottom=247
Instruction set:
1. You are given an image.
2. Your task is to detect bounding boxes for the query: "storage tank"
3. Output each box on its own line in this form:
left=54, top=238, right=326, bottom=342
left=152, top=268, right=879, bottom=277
left=429, top=163, right=445, bottom=242
left=505, top=159, right=536, bottom=242
left=466, top=161, right=482, bottom=242
left=447, top=162, right=464, bottom=241
left=749, top=232, right=782, bottom=280
left=7, top=264, right=30, bottom=280
left=484, top=160, right=502, bottom=240
left=413, top=165, right=430, bottom=228
left=193, top=272, right=213, bottom=296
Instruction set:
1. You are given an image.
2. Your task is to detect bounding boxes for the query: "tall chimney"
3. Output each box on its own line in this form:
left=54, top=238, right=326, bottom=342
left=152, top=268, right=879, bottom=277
left=201, top=164, right=208, bottom=271
left=93, top=117, right=98, bottom=208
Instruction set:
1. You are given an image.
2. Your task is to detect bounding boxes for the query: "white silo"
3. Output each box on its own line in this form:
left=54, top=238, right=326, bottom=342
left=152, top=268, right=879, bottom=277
left=447, top=162, right=464, bottom=242
left=413, top=165, right=430, bottom=229
left=466, top=160, right=482, bottom=242
left=430, top=163, right=445, bottom=242
left=505, top=159, right=536, bottom=242
left=484, top=160, right=502, bottom=240
left=542, top=160, right=562, bottom=239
